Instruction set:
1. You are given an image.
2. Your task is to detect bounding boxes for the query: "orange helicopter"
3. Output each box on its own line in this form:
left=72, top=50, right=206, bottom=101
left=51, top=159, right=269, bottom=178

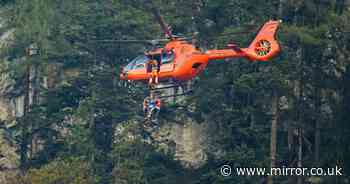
left=120, top=20, right=281, bottom=81
left=118, top=1, right=281, bottom=98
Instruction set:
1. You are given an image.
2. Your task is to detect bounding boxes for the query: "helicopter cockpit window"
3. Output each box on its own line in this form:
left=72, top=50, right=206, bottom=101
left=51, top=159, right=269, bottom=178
left=124, top=52, right=174, bottom=71
left=124, top=55, right=148, bottom=71
left=134, top=55, right=148, bottom=69
left=134, top=62, right=145, bottom=69
left=161, top=50, right=174, bottom=64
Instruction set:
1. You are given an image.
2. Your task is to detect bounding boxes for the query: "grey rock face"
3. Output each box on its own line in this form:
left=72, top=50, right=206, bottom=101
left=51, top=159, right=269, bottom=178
left=168, top=120, right=208, bottom=168
left=0, top=129, right=19, bottom=184
left=0, top=10, right=21, bottom=183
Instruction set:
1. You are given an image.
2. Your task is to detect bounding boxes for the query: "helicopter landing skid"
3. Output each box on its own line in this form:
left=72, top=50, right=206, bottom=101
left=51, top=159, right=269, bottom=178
left=158, top=89, right=193, bottom=99
left=149, top=84, right=181, bottom=91
left=149, top=80, right=193, bottom=98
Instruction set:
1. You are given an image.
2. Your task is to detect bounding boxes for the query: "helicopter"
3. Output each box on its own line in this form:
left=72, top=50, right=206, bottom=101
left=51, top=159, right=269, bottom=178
left=120, top=20, right=281, bottom=81
left=115, top=1, right=282, bottom=123
left=119, top=6, right=281, bottom=93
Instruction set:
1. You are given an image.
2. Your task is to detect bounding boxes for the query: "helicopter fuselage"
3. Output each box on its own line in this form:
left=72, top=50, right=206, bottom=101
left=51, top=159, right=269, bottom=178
left=120, top=20, right=281, bottom=83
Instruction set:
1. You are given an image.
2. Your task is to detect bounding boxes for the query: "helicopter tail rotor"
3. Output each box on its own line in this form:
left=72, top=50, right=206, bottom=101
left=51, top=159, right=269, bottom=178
left=245, top=20, right=281, bottom=61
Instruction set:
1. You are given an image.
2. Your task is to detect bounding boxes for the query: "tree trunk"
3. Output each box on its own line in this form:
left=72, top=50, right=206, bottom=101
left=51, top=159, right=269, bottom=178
left=47, top=63, right=59, bottom=89
left=297, top=128, right=303, bottom=184
left=20, top=62, right=31, bottom=170
left=278, top=0, right=286, bottom=18
left=335, top=0, right=345, bottom=15
left=287, top=121, right=294, bottom=152
left=29, top=63, right=40, bottom=159
left=267, top=92, right=279, bottom=184
left=314, top=87, right=321, bottom=165
left=297, top=46, right=305, bottom=184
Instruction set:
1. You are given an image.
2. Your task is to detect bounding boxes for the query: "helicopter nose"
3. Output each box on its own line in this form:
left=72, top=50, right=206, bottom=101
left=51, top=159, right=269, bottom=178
left=120, top=72, right=128, bottom=80
left=119, top=66, right=127, bottom=80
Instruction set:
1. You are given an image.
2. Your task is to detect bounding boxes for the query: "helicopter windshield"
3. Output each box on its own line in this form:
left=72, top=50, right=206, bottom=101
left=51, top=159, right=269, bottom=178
left=123, top=51, right=174, bottom=72
left=124, top=55, right=148, bottom=71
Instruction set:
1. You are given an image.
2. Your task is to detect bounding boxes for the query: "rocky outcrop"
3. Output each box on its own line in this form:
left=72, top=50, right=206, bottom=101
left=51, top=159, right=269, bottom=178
left=0, top=62, right=25, bottom=122
left=0, top=9, right=21, bottom=184
left=115, top=114, right=212, bottom=169
left=169, top=120, right=208, bottom=168
left=0, top=129, right=19, bottom=183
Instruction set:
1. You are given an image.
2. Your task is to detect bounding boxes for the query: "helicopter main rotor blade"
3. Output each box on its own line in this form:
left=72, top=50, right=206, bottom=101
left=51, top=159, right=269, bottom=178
left=96, top=39, right=170, bottom=45
left=144, top=0, right=173, bottom=39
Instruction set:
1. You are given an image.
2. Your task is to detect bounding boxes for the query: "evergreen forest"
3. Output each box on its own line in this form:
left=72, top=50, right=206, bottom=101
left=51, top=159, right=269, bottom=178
left=0, top=0, right=349, bottom=184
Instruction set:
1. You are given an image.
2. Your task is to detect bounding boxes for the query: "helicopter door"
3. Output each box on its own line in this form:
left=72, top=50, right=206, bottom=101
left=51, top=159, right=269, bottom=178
left=160, top=50, right=175, bottom=72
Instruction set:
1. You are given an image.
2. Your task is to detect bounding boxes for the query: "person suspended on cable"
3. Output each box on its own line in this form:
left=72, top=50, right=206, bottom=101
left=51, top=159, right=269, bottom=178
left=154, top=97, right=161, bottom=120
left=143, top=96, right=150, bottom=118
left=146, top=93, right=161, bottom=121
left=147, top=94, right=156, bottom=118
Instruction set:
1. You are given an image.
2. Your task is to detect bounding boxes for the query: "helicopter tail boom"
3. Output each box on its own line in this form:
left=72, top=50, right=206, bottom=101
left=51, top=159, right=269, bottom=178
left=206, top=20, right=281, bottom=62
left=205, top=49, right=246, bottom=60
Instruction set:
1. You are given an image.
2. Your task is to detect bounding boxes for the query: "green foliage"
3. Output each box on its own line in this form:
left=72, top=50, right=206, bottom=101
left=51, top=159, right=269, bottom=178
left=26, top=157, right=97, bottom=184
left=112, top=138, right=184, bottom=184
left=1, top=0, right=349, bottom=184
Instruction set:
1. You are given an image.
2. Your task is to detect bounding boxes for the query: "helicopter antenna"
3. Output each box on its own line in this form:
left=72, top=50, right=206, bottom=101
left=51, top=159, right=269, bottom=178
left=144, top=0, right=173, bottom=39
